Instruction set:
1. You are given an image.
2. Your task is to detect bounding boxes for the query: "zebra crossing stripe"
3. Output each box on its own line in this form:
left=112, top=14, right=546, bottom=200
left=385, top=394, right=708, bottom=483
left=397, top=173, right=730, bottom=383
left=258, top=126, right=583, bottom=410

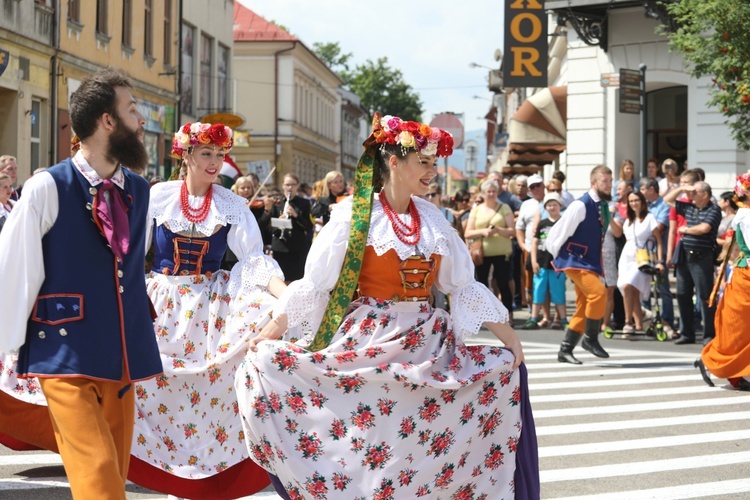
left=0, top=477, right=70, bottom=490
left=528, top=357, right=695, bottom=370
left=0, top=454, right=62, bottom=466
left=539, top=429, right=750, bottom=458
left=529, top=364, right=695, bottom=379
left=549, top=478, right=750, bottom=500
left=540, top=451, right=750, bottom=483
left=531, top=384, right=714, bottom=403
left=535, top=410, right=750, bottom=436
left=533, top=394, right=750, bottom=418
left=532, top=374, right=701, bottom=390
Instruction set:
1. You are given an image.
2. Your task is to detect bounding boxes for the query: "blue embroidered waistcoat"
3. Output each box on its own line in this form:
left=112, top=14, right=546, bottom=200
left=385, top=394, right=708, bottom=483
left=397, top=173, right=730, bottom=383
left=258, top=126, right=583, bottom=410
left=18, top=160, right=163, bottom=382
left=151, top=224, right=230, bottom=275
left=552, top=193, right=605, bottom=276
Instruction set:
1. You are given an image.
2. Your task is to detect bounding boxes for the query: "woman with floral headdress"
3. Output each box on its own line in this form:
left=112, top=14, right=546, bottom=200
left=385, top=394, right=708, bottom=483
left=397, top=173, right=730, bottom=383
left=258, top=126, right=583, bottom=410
left=127, top=122, right=287, bottom=498
left=235, top=114, right=539, bottom=499
left=696, top=172, right=750, bottom=391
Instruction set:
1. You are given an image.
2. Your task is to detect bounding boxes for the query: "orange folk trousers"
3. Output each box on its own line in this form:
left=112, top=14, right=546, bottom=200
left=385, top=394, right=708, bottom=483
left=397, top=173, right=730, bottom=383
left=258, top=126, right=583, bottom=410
left=565, top=268, right=607, bottom=334
left=39, top=376, right=134, bottom=500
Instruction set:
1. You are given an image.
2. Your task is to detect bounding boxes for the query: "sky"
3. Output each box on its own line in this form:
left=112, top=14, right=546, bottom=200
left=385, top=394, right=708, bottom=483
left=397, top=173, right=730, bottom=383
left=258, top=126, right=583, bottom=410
left=236, top=0, right=505, bottom=141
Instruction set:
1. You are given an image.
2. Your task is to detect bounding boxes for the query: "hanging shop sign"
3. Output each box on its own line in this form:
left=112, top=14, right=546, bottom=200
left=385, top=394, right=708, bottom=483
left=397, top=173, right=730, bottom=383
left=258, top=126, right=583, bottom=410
left=503, top=0, right=548, bottom=88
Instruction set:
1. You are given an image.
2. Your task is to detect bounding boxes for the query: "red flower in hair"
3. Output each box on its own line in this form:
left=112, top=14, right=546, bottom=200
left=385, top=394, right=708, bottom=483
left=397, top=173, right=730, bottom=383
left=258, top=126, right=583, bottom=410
left=402, top=121, right=420, bottom=134
left=438, top=131, right=454, bottom=157
left=209, top=123, right=231, bottom=147
left=181, top=123, right=192, bottom=134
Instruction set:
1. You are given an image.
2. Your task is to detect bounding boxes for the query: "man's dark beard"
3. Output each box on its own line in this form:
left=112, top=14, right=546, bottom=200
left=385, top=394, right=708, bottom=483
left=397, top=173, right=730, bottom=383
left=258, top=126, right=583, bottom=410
left=107, top=118, right=149, bottom=172
left=597, top=189, right=612, bottom=202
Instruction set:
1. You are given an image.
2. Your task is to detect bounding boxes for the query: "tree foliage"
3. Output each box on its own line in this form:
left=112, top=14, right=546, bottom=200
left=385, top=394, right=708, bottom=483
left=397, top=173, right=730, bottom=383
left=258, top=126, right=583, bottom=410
left=312, top=42, right=352, bottom=75
left=313, top=42, right=423, bottom=122
left=664, top=0, right=750, bottom=149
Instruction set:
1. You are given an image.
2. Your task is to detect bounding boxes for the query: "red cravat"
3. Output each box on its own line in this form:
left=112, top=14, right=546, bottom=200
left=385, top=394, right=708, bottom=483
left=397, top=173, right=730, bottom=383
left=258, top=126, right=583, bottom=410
left=95, top=179, right=130, bottom=260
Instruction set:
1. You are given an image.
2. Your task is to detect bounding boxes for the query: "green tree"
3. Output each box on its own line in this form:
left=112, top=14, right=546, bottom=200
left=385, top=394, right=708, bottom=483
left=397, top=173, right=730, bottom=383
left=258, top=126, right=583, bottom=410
left=664, top=0, right=750, bottom=148
left=312, top=42, right=352, bottom=76
left=313, top=42, right=423, bottom=122
left=348, top=58, right=423, bottom=122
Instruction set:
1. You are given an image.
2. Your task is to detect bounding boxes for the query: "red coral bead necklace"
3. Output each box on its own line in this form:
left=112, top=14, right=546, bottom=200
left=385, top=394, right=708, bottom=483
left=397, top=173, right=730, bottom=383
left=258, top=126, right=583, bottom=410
left=180, top=181, right=213, bottom=223
left=379, top=190, right=421, bottom=246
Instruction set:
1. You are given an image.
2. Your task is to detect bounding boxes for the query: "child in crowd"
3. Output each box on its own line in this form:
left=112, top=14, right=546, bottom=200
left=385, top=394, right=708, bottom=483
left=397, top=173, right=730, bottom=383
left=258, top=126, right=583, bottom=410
left=525, top=193, right=568, bottom=330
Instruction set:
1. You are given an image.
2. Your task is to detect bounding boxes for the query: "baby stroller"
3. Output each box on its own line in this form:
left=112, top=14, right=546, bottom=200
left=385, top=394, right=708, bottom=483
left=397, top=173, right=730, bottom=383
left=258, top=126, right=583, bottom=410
left=603, top=238, right=668, bottom=341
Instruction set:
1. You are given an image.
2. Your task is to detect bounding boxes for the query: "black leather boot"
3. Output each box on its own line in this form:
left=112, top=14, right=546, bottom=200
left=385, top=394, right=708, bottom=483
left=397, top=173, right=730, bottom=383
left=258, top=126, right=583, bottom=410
left=558, top=328, right=583, bottom=364
left=582, top=318, right=609, bottom=358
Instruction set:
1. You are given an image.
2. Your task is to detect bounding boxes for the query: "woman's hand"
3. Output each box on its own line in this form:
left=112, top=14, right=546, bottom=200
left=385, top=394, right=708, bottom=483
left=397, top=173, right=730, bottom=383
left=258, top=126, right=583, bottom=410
left=249, top=314, right=288, bottom=352
left=285, top=204, right=298, bottom=219
left=532, top=262, right=540, bottom=275
left=505, top=338, right=525, bottom=369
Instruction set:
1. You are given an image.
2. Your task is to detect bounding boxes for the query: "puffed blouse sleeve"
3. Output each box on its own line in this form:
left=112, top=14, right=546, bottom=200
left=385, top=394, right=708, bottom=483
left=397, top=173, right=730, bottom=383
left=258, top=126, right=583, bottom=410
left=272, top=204, right=350, bottom=333
left=226, top=207, right=285, bottom=295
left=435, top=227, right=510, bottom=340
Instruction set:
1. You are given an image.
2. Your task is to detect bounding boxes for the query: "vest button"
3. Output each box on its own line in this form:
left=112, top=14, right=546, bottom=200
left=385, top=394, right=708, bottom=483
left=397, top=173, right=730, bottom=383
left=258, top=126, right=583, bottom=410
left=119, top=285, right=124, bottom=293
left=38, top=331, right=46, bottom=339
left=59, top=328, right=68, bottom=336
left=86, top=203, right=92, bottom=211
left=89, top=187, right=97, bottom=195
left=118, top=270, right=124, bottom=278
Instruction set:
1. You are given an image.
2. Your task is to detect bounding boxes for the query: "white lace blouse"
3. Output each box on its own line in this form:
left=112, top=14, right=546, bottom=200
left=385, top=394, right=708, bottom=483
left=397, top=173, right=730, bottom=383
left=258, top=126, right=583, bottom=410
left=146, top=181, right=283, bottom=293
left=274, top=194, right=509, bottom=340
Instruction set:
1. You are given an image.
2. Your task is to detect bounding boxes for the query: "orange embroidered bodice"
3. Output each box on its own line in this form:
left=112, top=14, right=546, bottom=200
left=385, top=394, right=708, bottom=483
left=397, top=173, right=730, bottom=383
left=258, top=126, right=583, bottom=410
left=357, top=246, right=441, bottom=302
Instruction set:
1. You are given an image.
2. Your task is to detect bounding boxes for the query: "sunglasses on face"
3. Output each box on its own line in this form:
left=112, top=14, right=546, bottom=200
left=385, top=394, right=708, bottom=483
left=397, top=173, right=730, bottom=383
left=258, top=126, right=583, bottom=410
left=548, top=189, right=561, bottom=193
left=459, top=198, right=470, bottom=202
left=426, top=193, right=439, bottom=198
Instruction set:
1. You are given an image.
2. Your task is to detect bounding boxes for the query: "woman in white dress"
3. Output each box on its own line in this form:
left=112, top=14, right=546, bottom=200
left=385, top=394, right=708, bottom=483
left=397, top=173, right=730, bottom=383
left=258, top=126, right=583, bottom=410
left=235, top=114, right=539, bottom=499
left=129, top=122, right=288, bottom=498
left=616, top=190, right=664, bottom=336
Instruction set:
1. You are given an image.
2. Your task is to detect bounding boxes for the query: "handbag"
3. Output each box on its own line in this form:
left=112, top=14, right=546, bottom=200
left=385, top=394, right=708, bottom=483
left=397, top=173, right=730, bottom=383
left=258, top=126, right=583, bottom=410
left=468, top=204, right=503, bottom=267
left=469, top=237, right=484, bottom=266
left=636, top=237, right=659, bottom=275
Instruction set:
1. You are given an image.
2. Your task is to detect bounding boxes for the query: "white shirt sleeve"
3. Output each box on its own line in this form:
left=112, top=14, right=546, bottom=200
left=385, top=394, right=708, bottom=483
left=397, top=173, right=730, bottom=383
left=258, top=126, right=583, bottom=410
left=545, top=199, right=586, bottom=258
left=227, top=207, right=284, bottom=293
left=435, top=229, right=509, bottom=340
left=272, top=212, right=350, bottom=333
left=0, top=173, right=59, bottom=353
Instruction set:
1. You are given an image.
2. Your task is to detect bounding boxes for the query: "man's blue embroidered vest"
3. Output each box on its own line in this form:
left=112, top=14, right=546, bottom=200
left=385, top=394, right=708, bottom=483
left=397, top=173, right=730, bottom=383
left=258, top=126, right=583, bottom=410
left=552, top=193, right=605, bottom=276
left=17, top=160, right=162, bottom=381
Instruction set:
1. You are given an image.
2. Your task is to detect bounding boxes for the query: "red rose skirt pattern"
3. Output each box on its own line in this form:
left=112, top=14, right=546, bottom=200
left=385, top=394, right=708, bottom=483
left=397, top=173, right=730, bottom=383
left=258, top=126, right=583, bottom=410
left=236, top=297, right=523, bottom=499
left=133, top=271, right=276, bottom=481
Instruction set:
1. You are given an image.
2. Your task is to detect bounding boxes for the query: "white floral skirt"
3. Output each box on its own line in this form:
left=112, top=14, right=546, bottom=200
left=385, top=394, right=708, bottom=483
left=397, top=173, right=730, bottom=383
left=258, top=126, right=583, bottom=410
left=132, top=271, right=276, bottom=479
left=236, top=297, right=523, bottom=499
left=0, top=355, right=45, bottom=405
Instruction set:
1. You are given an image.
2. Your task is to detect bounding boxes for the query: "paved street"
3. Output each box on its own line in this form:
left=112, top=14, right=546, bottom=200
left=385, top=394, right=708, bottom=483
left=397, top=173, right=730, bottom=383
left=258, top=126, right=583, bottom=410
left=1, top=327, right=749, bottom=499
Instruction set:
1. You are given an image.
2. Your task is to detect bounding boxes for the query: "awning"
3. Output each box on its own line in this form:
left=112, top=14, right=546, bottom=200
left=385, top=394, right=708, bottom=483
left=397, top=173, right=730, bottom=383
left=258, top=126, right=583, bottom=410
left=507, top=86, right=567, bottom=166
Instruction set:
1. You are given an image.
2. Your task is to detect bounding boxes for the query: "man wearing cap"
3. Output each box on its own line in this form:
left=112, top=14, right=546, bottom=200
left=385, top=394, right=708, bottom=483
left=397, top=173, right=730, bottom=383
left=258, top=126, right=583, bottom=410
left=516, top=173, right=546, bottom=321
left=546, top=165, right=616, bottom=364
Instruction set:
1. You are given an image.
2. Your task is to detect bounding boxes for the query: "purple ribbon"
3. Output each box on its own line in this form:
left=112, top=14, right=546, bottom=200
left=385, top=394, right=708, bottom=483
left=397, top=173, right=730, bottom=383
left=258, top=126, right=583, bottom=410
left=95, top=179, right=130, bottom=259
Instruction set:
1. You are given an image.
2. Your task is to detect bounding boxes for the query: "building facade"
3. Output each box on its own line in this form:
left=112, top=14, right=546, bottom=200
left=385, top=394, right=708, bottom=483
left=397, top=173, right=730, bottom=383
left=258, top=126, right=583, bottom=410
left=0, top=0, right=56, bottom=181
left=233, top=3, right=344, bottom=186
left=179, top=0, right=234, bottom=125
left=57, top=0, right=180, bottom=180
left=546, top=0, right=747, bottom=195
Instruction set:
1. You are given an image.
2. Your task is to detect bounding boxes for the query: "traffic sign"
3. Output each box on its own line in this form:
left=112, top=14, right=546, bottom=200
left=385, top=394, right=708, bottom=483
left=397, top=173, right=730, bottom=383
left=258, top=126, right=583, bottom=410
left=430, top=113, right=464, bottom=149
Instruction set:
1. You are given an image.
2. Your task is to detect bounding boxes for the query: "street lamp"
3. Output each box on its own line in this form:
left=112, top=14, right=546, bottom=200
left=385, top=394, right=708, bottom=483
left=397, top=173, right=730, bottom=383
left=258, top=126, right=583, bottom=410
left=469, top=62, right=494, bottom=70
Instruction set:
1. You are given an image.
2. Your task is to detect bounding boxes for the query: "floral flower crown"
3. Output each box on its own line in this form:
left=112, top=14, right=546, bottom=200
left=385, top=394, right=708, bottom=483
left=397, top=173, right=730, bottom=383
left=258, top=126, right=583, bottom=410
left=170, top=122, right=233, bottom=159
left=734, top=170, right=750, bottom=197
left=370, top=113, right=454, bottom=158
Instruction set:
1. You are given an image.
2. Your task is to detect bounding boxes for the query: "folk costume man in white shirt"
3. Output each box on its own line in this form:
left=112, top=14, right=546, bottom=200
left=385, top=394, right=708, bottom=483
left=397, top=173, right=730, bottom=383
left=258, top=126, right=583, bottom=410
left=546, top=165, right=616, bottom=364
left=0, top=69, right=162, bottom=499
